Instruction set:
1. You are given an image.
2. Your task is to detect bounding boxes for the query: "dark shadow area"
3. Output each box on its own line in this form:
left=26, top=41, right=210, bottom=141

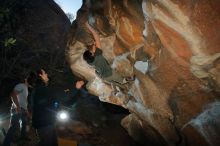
left=56, top=92, right=143, bottom=146
left=0, top=85, right=143, bottom=146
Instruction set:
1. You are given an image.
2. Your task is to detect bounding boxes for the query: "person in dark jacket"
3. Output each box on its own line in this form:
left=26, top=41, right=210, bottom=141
left=31, top=69, right=85, bottom=146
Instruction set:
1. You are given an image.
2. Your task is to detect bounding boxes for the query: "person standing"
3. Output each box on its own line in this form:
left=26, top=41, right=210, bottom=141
left=3, top=75, right=33, bottom=146
left=31, top=68, right=85, bottom=146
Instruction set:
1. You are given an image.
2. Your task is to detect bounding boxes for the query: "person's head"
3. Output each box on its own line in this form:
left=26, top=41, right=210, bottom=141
left=37, top=69, right=49, bottom=85
left=26, top=72, right=37, bottom=87
left=83, top=50, right=95, bottom=63
left=19, top=72, right=35, bottom=87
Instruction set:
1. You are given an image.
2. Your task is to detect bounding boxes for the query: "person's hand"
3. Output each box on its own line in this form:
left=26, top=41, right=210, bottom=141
left=64, top=89, right=70, bottom=92
left=85, top=21, right=93, bottom=30
left=85, top=21, right=89, bottom=27
left=76, top=80, right=85, bottom=89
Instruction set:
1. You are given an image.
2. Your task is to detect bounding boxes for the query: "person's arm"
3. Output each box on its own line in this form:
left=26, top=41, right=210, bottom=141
left=68, top=80, right=86, bottom=97
left=11, top=90, right=20, bottom=113
left=85, top=21, right=101, bottom=50
left=63, top=80, right=85, bottom=96
left=64, top=80, right=85, bottom=92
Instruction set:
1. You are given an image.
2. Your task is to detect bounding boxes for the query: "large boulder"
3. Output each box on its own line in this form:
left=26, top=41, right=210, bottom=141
left=66, top=0, right=220, bottom=145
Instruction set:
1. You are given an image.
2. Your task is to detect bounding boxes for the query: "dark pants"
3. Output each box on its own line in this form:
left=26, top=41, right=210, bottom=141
left=36, top=125, right=58, bottom=146
left=3, top=108, right=27, bottom=146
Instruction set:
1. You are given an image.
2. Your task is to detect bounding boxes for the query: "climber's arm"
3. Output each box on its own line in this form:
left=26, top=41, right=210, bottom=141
left=86, top=21, right=101, bottom=49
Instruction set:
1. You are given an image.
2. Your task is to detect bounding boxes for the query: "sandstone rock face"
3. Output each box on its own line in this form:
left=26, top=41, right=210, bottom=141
left=66, top=0, right=220, bottom=145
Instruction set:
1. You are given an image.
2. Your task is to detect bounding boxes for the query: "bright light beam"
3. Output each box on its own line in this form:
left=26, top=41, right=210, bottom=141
left=57, top=111, right=69, bottom=122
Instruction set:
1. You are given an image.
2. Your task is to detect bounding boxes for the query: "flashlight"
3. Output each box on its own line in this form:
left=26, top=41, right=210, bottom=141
left=57, top=110, right=69, bottom=122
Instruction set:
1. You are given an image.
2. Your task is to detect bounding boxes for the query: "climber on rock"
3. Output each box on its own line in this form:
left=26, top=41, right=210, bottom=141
left=83, top=21, right=134, bottom=95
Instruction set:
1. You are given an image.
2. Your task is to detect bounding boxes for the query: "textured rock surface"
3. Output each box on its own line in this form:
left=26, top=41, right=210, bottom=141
left=0, top=0, right=70, bottom=78
left=66, top=0, right=220, bottom=145
left=14, top=0, right=71, bottom=68
left=0, top=0, right=71, bottom=98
